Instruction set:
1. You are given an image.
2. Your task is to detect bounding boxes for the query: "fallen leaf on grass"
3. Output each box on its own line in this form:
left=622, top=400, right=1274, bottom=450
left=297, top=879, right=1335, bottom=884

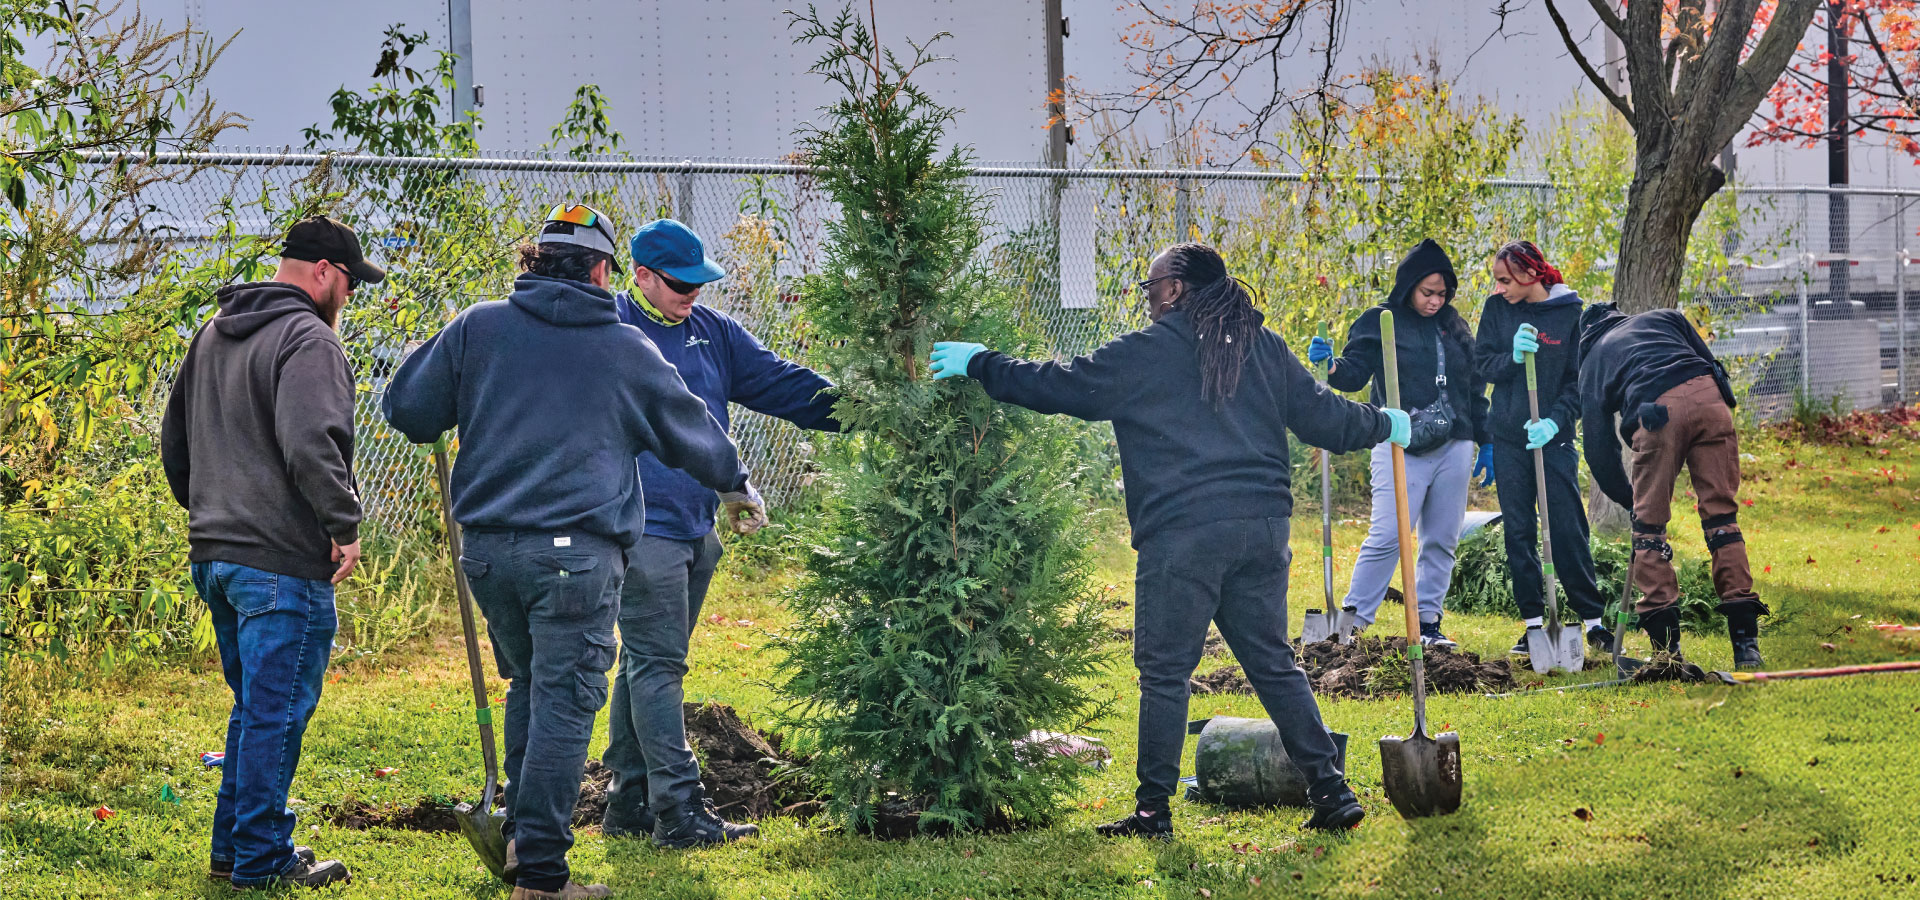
left=1733, top=767, right=1745, bottom=778
left=1199, top=890, right=1213, bottom=899
left=1808, top=757, right=1820, bottom=767
left=1593, top=733, right=1606, bottom=745
left=92, top=806, right=115, bottom=821
left=1574, top=807, right=1593, bottom=822
left=1821, top=642, right=1838, bottom=651
left=730, top=641, right=752, bottom=650
left=372, top=767, right=397, bottom=778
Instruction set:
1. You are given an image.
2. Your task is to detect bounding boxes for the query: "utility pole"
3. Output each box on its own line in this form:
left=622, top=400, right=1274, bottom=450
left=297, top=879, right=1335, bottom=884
left=449, top=0, right=480, bottom=132
left=1045, top=0, right=1070, bottom=320
left=1827, top=0, right=1851, bottom=317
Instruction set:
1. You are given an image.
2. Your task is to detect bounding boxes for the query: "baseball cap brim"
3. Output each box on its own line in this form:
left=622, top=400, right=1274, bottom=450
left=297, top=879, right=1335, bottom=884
left=655, top=258, right=727, bottom=285
left=346, top=257, right=387, bottom=285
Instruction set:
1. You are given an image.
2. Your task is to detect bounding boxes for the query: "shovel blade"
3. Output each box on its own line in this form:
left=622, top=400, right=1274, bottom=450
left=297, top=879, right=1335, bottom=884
left=1378, top=729, right=1462, bottom=819
left=1523, top=628, right=1554, bottom=674
left=453, top=801, right=509, bottom=881
left=1300, top=610, right=1332, bottom=645
left=1555, top=624, right=1585, bottom=671
left=1334, top=606, right=1360, bottom=644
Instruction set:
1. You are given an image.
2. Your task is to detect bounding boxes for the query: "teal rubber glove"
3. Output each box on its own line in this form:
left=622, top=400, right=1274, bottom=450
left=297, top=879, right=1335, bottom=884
left=1382, top=408, right=1411, bottom=448
left=1473, top=443, right=1494, bottom=486
left=1525, top=417, right=1559, bottom=450
left=929, top=341, right=986, bottom=379
left=1511, top=323, right=1540, bottom=364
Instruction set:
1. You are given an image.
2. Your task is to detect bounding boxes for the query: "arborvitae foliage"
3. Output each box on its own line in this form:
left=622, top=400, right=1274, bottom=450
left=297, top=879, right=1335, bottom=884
left=770, top=6, right=1109, bottom=834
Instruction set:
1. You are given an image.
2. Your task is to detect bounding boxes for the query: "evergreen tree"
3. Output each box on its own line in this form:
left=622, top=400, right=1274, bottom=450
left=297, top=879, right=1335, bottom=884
left=771, top=5, right=1109, bottom=833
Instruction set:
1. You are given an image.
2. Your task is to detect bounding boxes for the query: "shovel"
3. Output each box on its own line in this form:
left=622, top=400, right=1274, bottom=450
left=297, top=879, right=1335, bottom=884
left=1375, top=310, right=1464, bottom=820
left=1301, top=325, right=1360, bottom=645
left=1487, top=571, right=1647, bottom=698
left=1521, top=350, right=1585, bottom=674
left=432, top=441, right=510, bottom=881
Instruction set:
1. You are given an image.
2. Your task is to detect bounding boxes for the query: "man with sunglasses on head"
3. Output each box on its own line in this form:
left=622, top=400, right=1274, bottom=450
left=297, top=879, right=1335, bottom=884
left=162, top=215, right=383, bottom=890
left=598, top=218, right=842, bottom=849
left=385, top=205, right=752, bottom=900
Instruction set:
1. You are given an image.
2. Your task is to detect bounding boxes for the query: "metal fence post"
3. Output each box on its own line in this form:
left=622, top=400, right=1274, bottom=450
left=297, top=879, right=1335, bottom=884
left=1900, top=201, right=1909, bottom=404
left=1800, top=251, right=1812, bottom=398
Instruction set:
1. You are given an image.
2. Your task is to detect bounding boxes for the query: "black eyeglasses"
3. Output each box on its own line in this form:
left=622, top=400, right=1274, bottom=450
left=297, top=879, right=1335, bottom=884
left=1132, top=274, right=1176, bottom=296
left=647, top=267, right=702, bottom=296
left=327, top=261, right=360, bottom=293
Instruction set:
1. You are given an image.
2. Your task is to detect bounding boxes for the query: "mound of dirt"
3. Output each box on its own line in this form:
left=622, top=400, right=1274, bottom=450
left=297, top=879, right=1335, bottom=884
left=1296, top=636, right=1513, bottom=698
left=325, top=702, right=817, bottom=834
left=1629, top=657, right=1709, bottom=683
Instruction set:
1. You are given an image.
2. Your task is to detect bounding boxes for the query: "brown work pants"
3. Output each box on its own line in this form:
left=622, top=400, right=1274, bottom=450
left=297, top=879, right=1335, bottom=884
left=1628, top=375, right=1763, bottom=615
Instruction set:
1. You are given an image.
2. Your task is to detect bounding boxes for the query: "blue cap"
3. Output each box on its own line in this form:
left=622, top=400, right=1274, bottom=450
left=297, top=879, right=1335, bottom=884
left=629, top=219, right=727, bottom=284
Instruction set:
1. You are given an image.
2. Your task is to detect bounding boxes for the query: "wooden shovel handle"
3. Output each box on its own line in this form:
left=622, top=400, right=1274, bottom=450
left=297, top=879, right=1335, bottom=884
left=1380, top=311, right=1429, bottom=731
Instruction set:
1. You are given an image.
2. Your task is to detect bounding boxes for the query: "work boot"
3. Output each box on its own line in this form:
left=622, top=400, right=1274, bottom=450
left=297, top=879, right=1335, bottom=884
left=229, top=858, right=351, bottom=891
left=1302, top=788, right=1365, bottom=832
left=210, top=846, right=314, bottom=880
left=652, top=790, right=759, bottom=849
left=600, top=789, right=656, bottom=839
left=1725, top=607, right=1765, bottom=670
left=1585, top=624, right=1616, bottom=652
left=1418, top=619, right=1456, bottom=650
left=1094, top=805, right=1173, bottom=841
left=509, top=883, right=612, bottom=900
left=1639, top=606, right=1683, bottom=659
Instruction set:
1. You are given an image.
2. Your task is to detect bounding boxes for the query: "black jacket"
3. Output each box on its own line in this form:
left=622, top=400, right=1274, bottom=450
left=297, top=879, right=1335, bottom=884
left=1327, top=239, right=1491, bottom=447
left=1474, top=285, right=1586, bottom=447
left=1578, top=304, right=1736, bottom=509
left=967, top=308, right=1392, bottom=547
left=161, top=283, right=362, bottom=582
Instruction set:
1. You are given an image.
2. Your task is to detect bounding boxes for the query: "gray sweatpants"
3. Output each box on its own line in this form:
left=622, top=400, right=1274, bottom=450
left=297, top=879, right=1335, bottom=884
left=1341, top=438, right=1472, bottom=628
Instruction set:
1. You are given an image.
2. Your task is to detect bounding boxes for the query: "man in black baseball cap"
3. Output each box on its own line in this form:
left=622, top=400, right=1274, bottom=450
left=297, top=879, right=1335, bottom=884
left=160, top=213, right=381, bottom=889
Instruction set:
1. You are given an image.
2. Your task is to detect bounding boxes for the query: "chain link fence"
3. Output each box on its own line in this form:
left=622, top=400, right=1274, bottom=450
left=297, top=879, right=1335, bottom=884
left=100, top=149, right=1920, bottom=531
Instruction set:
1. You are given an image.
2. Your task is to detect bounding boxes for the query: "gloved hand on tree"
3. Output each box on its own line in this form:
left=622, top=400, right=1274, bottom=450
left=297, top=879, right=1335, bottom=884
left=1524, top=418, right=1559, bottom=450
left=929, top=341, right=986, bottom=379
left=1382, top=408, right=1411, bottom=448
left=720, top=482, right=769, bottom=536
left=1510, top=323, right=1540, bottom=364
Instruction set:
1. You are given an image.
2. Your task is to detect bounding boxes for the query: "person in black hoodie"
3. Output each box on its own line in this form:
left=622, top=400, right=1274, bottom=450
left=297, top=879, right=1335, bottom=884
left=384, top=205, right=751, bottom=900
left=161, top=215, right=382, bottom=890
left=1473, top=240, right=1609, bottom=655
left=926, top=242, right=1410, bottom=839
left=1577, top=303, right=1766, bottom=668
left=1308, top=238, right=1491, bottom=647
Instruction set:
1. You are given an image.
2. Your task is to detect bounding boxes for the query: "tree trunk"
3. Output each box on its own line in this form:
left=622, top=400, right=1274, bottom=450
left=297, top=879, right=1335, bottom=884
left=1614, top=133, right=1726, bottom=314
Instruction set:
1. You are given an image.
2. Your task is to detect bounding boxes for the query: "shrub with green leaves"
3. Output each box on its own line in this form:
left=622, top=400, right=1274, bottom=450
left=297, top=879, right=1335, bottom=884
left=768, top=6, right=1108, bottom=834
left=1445, top=521, right=1725, bottom=632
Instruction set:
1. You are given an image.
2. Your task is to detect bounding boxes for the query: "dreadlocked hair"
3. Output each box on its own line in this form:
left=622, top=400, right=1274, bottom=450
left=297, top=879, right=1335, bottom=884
left=1496, top=240, right=1565, bottom=287
left=1165, top=242, right=1264, bottom=405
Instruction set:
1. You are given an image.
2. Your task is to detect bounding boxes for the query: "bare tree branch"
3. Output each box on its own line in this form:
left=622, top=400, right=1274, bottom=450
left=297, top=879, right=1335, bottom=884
left=1544, top=0, right=1634, bottom=123
left=1715, top=0, right=1824, bottom=151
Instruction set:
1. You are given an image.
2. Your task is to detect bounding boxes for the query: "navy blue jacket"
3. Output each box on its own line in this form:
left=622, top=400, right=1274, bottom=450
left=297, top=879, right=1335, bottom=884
left=614, top=293, right=841, bottom=540
left=383, top=274, right=749, bottom=548
left=1473, top=284, right=1586, bottom=447
left=968, top=309, right=1392, bottom=547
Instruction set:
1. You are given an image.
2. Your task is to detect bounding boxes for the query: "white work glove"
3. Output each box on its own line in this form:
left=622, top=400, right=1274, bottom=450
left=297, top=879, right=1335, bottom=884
left=719, top=482, right=769, bottom=536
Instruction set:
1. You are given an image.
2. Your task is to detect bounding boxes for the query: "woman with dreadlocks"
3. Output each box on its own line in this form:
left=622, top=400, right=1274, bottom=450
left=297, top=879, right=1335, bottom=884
left=1473, top=240, right=1610, bottom=657
left=926, top=242, right=1408, bottom=838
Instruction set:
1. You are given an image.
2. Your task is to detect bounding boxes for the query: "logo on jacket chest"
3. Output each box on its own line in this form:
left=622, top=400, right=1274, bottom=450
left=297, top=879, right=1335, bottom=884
left=685, top=335, right=710, bottom=349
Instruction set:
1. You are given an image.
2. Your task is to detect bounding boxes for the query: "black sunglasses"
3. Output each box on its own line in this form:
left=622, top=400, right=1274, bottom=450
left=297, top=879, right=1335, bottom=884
left=647, top=267, right=702, bottom=296
left=327, top=261, right=361, bottom=293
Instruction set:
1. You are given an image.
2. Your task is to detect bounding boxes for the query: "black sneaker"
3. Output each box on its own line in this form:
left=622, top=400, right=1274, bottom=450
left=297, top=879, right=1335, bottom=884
left=210, top=846, right=314, bottom=880
left=653, top=794, right=759, bottom=849
left=229, top=858, right=351, bottom=891
left=601, top=790, right=656, bottom=839
left=1585, top=624, right=1616, bottom=652
left=1511, top=628, right=1537, bottom=655
left=1302, top=791, right=1365, bottom=832
left=1419, top=619, right=1457, bottom=649
left=1094, top=807, right=1173, bottom=841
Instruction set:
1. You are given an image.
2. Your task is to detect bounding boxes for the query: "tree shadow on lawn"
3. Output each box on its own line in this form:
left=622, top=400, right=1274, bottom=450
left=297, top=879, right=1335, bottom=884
left=1357, top=706, right=1867, bottom=898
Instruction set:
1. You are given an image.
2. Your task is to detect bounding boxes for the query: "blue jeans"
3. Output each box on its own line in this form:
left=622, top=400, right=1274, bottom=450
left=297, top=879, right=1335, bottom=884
left=193, top=561, right=337, bottom=887
left=459, top=529, right=623, bottom=893
left=603, top=532, right=723, bottom=816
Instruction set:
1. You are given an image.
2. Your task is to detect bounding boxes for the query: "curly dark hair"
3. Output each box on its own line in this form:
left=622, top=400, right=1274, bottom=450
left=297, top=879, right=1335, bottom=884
left=1163, top=242, right=1264, bottom=405
left=516, top=241, right=613, bottom=284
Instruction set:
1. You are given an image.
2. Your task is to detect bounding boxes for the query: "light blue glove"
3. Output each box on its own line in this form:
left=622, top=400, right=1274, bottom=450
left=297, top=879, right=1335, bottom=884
left=1525, top=418, right=1559, bottom=450
left=1382, top=408, right=1411, bottom=448
left=1307, top=335, right=1334, bottom=365
left=1473, top=443, right=1494, bottom=486
left=1511, top=323, right=1540, bottom=364
left=929, top=341, right=986, bottom=379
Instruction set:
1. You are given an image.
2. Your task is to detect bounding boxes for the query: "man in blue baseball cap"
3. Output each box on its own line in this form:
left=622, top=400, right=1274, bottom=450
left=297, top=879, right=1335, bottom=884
left=601, top=218, right=844, bottom=849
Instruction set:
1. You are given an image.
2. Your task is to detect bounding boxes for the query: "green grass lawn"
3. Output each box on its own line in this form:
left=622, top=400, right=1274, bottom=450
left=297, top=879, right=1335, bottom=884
left=5, top=429, right=1920, bottom=899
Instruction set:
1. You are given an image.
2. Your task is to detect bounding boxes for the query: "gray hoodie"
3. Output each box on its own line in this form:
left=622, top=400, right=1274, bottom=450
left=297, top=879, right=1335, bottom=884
left=161, top=282, right=362, bottom=582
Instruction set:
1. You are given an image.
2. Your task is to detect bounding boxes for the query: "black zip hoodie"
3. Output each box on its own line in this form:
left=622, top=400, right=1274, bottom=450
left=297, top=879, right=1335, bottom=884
left=161, top=282, right=362, bottom=582
left=1577, top=303, right=1736, bottom=509
left=1474, top=284, right=1586, bottom=446
left=966, top=307, right=1392, bottom=547
left=1326, top=239, right=1491, bottom=447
